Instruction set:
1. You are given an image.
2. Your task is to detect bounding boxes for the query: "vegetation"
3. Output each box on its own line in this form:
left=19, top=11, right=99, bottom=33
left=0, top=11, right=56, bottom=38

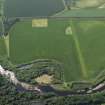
left=9, top=19, right=82, bottom=82
left=53, top=9, right=105, bottom=17
left=0, top=37, right=7, bottom=56
left=66, top=0, right=105, bottom=9
left=13, top=59, right=64, bottom=85
left=3, top=18, right=20, bottom=35
left=9, top=19, right=105, bottom=82
left=1, top=3, right=105, bottom=104
left=0, top=76, right=45, bottom=105
left=74, top=20, right=105, bottom=79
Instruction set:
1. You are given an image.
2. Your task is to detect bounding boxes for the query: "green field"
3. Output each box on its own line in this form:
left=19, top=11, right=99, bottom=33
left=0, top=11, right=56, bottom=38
left=9, top=19, right=105, bottom=82
left=0, top=37, right=7, bottom=56
left=9, top=19, right=83, bottom=82
left=74, top=20, right=105, bottom=79
left=53, top=9, right=105, bottom=17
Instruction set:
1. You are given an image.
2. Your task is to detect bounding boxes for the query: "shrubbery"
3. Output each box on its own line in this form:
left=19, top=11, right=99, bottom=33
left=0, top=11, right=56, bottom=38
left=13, top=59, right=64, bottom=85
left=0, top=76, right=44, bottom=105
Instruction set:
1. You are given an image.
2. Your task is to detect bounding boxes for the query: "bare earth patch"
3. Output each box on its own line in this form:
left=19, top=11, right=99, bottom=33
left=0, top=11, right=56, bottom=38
left=65, top=26, right=72, bottom=35
left=32, top=19, right=48, bottom=27
left=35, top=74, right=53, bottom=84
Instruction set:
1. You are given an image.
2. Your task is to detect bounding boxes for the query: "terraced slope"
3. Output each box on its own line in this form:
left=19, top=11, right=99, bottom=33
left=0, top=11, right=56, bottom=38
left=73, top=20, right=105, bottom=79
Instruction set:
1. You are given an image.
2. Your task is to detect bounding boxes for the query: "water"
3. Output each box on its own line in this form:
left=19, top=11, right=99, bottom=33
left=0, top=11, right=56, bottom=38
left=4, top=0, right=65, bottom=18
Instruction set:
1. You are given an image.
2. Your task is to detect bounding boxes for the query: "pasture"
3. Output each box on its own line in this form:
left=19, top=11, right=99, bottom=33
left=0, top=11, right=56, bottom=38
left=9, top=19, right=105, bottom=82
left=53, top=9, right=105, bottom=17
left=0, top=37, right=7, bottom=56
left=9, top=19, right=82, bottom=82
left=73, top=20, right=105, bottom=79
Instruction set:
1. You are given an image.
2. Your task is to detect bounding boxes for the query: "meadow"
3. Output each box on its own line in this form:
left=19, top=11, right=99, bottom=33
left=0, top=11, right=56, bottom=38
left=53, top=9, right=105, bottom=17
left=0, top=37, right=6, bottom=56
left=74, top=20, right=105, bottom=79
left=9, top=19, right=105, bottom=83
left=9, top=19, right=82, bottom=82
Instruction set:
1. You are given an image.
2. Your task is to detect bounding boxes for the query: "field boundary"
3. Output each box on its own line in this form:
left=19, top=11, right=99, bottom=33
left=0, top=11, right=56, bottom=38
left=5, top=17, right=105, bottom=19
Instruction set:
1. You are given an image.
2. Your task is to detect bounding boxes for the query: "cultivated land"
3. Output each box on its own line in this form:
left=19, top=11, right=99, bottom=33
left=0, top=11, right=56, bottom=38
left=9, top=19, right=105, bottom=83
left=0, top=37, right=6, bottom=56
left=53, top=9, right=105, bottom=17
left=1, top=0, right=105, bottom=105
left=9, top=19, right=82, bottom=82
left=74, top=20, right=105, bottom=79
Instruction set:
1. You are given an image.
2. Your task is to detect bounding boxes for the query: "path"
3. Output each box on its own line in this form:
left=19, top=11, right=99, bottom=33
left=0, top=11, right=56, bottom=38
left=70, top=21, right=88, bottom=78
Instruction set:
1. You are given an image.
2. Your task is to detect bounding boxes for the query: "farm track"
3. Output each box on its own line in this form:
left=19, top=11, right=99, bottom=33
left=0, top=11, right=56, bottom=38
left=70, top=21, right=88, bottom=78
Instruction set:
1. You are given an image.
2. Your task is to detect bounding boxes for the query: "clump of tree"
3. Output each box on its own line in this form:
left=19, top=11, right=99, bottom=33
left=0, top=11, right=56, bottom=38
left=14, top=59, right=64, bottom=85
left=3, top=18, right=20, bottom=36
left=0, top=76, right=45, bottom=105
left=0, top=55, right=14, bottom=69
left=44, top=91, right=105, bottom=105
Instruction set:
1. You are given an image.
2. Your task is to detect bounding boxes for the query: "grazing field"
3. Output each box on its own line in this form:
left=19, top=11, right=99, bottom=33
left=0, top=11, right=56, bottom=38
left=9, top=19, right=105, bottom=82
left=73, top=20, right=105, bottom=79
left=9, top=19, right=83, bottom=82
left=53, top=9, right=105, bottom=17
left=0, top=37, right=6, bottom=56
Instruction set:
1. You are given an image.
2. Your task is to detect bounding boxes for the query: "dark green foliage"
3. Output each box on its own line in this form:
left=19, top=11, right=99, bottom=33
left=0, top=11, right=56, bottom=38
left=13, top=59, right=64, bottom=84
left=3, top=18, right=20, bottom=36
left=0, top=37, right=7, bottom=56
left=0, top=56, right=102, bottom=105
left=44, top=93, right=105, bottom=105
left=0, top=55, right=13, bottom=69
left=0, top=76, right=44, bottom=105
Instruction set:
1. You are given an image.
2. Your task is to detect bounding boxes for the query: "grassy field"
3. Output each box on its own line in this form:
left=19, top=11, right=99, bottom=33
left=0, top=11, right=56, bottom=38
left=9, top=19, right=83, bottom=82
left=53, top=9, right=105, bottom=17
left=73, top=20, right=105, bottom=79
left=4, top=35, right=9, bottom=57
left=9, top=19, right=105, bottom=82
left=0, top=37, right=7, bottom=56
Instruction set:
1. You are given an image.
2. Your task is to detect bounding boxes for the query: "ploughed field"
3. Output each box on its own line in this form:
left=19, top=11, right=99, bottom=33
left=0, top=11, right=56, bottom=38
left=9, top=19, right=105, bottom=82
